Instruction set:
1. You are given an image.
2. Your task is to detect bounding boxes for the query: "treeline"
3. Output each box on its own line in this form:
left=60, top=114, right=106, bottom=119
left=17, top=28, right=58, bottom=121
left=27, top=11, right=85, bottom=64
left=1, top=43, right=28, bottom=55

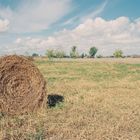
left=33, top=46, right=99, bottom=59
left=32, top=46, right=138, bottom=59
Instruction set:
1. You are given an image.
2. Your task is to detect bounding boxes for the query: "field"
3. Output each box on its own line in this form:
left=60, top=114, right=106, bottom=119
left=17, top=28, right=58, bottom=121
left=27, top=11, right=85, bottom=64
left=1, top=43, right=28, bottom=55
left=0, top=58, right=140, bottom=140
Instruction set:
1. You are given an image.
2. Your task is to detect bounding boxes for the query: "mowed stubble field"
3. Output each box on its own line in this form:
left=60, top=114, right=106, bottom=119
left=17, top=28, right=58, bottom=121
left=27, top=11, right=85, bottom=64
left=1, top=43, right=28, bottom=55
left=0, top=58, right=140, bottom=140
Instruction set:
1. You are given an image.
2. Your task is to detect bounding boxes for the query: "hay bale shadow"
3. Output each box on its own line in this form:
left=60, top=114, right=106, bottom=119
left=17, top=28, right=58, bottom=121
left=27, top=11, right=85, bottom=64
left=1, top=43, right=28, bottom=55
left=47, top=94, right=64, bottom=107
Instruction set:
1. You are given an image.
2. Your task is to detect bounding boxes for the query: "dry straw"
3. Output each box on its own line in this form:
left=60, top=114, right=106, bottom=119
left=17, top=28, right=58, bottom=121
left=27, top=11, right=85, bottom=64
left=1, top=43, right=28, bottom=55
left=0, top=55, right=46, bottom=115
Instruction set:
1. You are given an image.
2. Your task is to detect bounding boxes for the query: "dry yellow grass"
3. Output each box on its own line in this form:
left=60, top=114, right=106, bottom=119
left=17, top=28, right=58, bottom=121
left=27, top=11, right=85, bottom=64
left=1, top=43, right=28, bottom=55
left=0, top=58, right=140, bottom=140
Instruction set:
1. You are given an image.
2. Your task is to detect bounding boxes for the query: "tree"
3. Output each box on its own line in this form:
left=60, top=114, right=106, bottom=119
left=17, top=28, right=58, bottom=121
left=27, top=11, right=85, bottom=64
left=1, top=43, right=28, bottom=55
left=55, top=50, right=66, bottom=58
left=80, top=53, right=85, bottom=58
left=113, top=49, right=123, bottom=58
left=89, top=47, right=98, bottom=58
left=32, top=53, right=39, bottom=57
left=70, top=46, right=79, bottom=58
left=45, top=49, right=55, bottom=59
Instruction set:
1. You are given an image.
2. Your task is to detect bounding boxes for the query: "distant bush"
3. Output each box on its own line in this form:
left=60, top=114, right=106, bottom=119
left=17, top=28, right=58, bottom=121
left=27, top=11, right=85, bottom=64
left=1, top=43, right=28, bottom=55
left=32, top=53, right=39, bottom=57
left=96, top=55, right=103, bottom=58
left=45, top=49, right=55, bottom=59
left=113, top=49, right=123, bottom=58
left=55, top=50, right=66, bottom=58
left=70, top=46, right=79, bottom=58
left=80, top=53, right=85, bottom=58
left=89, top=47, right=98, bottom=58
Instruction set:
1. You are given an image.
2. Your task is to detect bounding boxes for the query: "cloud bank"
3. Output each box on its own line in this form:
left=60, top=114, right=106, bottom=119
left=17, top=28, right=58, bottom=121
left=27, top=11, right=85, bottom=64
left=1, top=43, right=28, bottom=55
left=1, top=16, right=140, bottom=56
left=0, top=19, right=9, bottom=32
left=0, top=0, right=72, bottom=33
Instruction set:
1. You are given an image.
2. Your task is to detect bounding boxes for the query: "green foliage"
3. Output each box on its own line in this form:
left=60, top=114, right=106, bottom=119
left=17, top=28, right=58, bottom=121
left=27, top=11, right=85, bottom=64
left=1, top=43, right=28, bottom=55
left=26, top=122, right=45, bottom=140
left=26, top=128, right=45, bottom=140
left=32, top=53, right=39, bottom=57
left=45, top=49, right=55, bottom=59
left=113, top=49, right=123, bottom=58
left=55, top=50, right=66, bottom=58
left=97, top=55, right=103, bottom=58
left=80, top=53, right=85, bottom=58
left=89, top=47, right=98, bottom=58
left=54, top=102, right=64, bottom=109
left=46, top=49, right=66, bottom=59
left=70, top=46, right=79, bottom=58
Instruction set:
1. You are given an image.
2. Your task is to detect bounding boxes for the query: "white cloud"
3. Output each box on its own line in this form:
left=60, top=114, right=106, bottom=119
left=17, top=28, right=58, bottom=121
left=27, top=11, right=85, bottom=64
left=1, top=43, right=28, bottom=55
left=62, top=0, right=108, bottom=26
left=81, top=0, right=108, bottom=22
left=2, top=16, right=140, bottom=55
left=15, top=38, right=22, bottom=44
left=0, top=19, right=9, bottom=32
left=0, top=0, right=72, bottom=33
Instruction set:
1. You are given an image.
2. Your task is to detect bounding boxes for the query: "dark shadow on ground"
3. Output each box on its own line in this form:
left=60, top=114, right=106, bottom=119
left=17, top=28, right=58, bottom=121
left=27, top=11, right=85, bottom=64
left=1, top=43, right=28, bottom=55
left=47, top=94, right=64, bottom=107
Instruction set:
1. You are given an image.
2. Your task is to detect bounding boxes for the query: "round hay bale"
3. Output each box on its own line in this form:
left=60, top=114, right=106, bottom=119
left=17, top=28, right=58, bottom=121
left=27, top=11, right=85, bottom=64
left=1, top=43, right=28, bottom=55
left=0, top=55, right=46, bottom=115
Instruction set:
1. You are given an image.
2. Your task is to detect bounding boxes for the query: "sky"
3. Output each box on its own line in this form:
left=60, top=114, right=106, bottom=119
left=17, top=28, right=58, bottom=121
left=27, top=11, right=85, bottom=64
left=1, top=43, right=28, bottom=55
left=0, top=0, right=140, bottom=56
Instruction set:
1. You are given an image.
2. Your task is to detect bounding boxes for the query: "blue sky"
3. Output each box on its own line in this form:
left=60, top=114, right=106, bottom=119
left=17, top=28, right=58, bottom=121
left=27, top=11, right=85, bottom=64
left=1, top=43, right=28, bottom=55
left=0, top=0, right=140, bottom=55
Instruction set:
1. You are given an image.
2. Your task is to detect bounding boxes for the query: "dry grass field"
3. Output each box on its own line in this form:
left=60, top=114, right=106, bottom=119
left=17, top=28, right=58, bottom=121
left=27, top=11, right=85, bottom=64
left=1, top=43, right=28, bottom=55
left=0, top=58, right=140, bottom=140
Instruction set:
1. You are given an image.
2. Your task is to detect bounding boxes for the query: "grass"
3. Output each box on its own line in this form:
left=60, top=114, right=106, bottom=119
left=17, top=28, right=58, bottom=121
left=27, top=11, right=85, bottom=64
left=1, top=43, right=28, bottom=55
left=0, top=58, right=140, bottom=139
